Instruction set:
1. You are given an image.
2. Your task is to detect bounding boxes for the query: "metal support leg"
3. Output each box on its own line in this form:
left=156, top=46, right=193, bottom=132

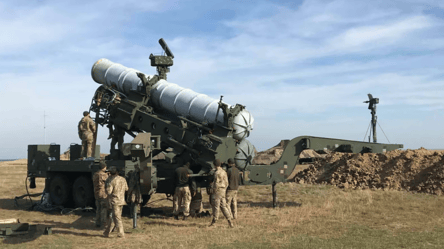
left=132, top=203, right=138, bottom=229
left=272, top=181, right=277, bottom=208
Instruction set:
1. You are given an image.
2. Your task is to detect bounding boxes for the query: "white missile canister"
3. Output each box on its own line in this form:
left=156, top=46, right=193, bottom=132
left=91, top=58, right=254, bottom=139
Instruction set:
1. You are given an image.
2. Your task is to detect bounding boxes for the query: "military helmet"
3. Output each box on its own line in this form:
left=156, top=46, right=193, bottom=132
left=83, top=111, right=89, bottom=116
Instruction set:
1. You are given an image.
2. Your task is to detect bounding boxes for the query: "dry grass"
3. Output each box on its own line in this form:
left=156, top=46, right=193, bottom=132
left=1, top=160, right=444, bottom=248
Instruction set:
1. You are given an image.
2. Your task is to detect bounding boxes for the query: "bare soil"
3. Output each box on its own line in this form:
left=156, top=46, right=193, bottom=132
left=294, top=148, right=444, bottom=195
left=252, top=140, right=324, bottom=165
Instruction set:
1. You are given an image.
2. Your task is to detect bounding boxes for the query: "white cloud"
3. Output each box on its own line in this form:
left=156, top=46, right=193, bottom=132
left=2, top=0, right=444, bottom=158
left=328, top=16, right=433, bottom=51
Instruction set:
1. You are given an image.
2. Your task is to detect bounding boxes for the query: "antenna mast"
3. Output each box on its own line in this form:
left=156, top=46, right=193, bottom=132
left=363, top=94, right=379, bottom=143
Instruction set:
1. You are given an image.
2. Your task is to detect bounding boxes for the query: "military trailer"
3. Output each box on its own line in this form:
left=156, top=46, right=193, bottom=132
left=27, top=39, right=403, bottom=212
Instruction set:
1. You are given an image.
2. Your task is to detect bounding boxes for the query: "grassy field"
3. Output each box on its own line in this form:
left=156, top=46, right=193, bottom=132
left=1, top=159, right=444, bottom=248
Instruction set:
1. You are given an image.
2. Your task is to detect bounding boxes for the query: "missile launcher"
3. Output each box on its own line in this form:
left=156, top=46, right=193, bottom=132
left=27, top=39, right=403, bottom=218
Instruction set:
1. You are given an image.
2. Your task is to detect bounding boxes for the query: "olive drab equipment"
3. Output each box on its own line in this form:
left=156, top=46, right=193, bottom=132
left=27, top=39, right=403, bottom=225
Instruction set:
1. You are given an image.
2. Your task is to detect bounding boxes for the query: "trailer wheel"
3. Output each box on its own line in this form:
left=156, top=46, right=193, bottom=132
left=49, top=174, right=71, bottom=206
left=72, top=176, right=94, bottom=207
left=141, top=194, right=151, bottom=207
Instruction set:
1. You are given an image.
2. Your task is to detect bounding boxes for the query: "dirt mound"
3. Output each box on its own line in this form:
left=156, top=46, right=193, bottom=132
left=252, top=141, right=285, bottom=165
left=294, top=148, right=444, bottom=195
left=253, top=140, right=325, bottom=165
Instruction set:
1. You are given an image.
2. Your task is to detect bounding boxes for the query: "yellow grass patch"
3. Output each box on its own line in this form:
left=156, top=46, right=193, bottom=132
left=2, top=159, right=444, bottom=248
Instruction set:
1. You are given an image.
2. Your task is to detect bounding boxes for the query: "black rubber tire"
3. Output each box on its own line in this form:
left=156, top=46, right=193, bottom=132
left=141, top=194, right=151, bottom=207
left=72, top=176, right=94, bottom=207
left=49, top=174, right=71, bottom=206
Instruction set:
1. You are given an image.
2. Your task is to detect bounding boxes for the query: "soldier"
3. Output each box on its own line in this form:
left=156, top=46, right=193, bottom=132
left=190, top=187, right=204, bottom=217
left=103, top=166, right=128, bottom=238
left=93, top=161, right=109, bottom=227
left=109, top=123, right=125, bottom=156
left=78, top=111, right=96, bottom=159
left=226, top=158, right=240, bottom=219
left=206, top=169, right=215, bottom=208
left=172, top=162, right=195, bottom=220
left=209, top=159, right=234, bottom=228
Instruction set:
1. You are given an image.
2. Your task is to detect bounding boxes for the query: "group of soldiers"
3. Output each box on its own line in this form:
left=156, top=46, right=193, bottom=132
left=92, top=158, right=241, bottom=238
left=93, top=162, right=129, bottom=238
left=85, top=107, right=241, bottom=237
left=172, top=158, right=240, bottom=228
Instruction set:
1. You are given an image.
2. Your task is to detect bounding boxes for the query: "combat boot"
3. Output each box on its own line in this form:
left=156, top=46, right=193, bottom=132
left=174, top=215, right=179, bottom=220
left=228, top=220, right=234, bottom=228
left=208, top=218, right=216, bottom=227
left=183, top=215, right=189, bottom=221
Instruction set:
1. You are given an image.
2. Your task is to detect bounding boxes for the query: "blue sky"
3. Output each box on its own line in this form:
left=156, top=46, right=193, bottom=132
left=1, top=0, right=444, bottom=159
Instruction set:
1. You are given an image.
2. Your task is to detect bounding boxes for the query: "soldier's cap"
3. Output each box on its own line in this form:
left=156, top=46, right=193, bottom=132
left=184, top=162, right=190, bottom=167
left=213, top=159, right=221, bottom=166
left=83, top=111, right=89, bottom=116
left=99, top=161, right=107, bottom=169
left=227, top=158, right=235, bottom=165
left=109, top=166, right=118, bottom=174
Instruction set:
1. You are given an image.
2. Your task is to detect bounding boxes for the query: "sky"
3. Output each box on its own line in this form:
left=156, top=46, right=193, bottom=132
left=1, top=0, right=444, bottom=159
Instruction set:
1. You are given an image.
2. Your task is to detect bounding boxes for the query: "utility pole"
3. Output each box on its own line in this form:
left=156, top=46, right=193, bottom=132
left=364, top=94, right=379, bottom=143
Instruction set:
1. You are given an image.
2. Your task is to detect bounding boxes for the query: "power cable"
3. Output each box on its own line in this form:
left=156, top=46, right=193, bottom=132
left=147, top=197, right=173, bottom=206
left=25, top=177, right=33, bottom=205
left=61, top=207, right=94, bottom=215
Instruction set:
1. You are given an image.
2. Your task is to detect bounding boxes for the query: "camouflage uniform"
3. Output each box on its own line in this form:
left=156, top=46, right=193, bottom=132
left=110, top=124, right=125, bottom=155
left=104, top=174, right=128, bottom=238
left=172, top=164, right=194, bottom=218
left=211, top=166, right=233, bottom=222
left=93, top=168, right=109, bottom=227
left=173, top=186, right=192, bottom=217
left=126, top=168, right=142, bottom=205
left=226, top=165, right=240, bottom=219
left=206, top=169, right=216, bottom=207
left=225, top=190, right=238, bottom=219
left=78, top=115, right=96, bottom=158
left=190, top=188, right=204, bottom=217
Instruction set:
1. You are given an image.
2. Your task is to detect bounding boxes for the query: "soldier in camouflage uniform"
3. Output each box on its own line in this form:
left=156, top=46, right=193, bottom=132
left=78, top=111, right=96, bottom=158
left=103, top=166, right=128, bottom=238
left=209, top=159, right=234, bottom=228
left=206, top=168, right=217, bottom=218
left=173, top=162, right=195, bottom=220
left=226, top=158, right=240, bottom=219
left=206, top=169, right=215, bottom=208
left=93, top=161, right=109, bottom=227
left=190, top=187, right=204, bottom=217
left=109, top=124, right=125, bottom=156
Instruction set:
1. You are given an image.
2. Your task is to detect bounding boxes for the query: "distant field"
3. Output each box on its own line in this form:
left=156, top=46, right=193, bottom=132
left=1, top=159, right=444, bottom=248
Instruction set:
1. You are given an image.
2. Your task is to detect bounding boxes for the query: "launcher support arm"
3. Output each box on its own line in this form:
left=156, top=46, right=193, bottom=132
left=242, top=136, right=403, bottom=186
